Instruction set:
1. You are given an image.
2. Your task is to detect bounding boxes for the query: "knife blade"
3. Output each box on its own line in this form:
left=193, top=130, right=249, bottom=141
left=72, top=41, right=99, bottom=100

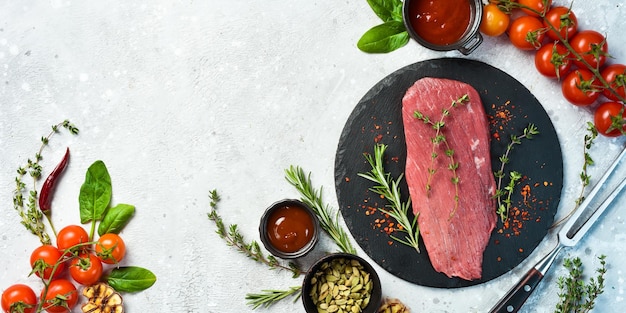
left=489, top=147, right=626, bottom=313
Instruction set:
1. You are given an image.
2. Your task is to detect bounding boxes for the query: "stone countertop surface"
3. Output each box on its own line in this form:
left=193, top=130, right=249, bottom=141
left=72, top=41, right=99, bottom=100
left=1, top=1, right=625, bottom=312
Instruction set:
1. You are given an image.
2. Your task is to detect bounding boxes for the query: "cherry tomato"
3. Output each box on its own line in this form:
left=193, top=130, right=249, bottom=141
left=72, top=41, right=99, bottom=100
left=69, top=253, right=103, bottom=286
left=30, top=245, right=65, bottom=280
left=508, top=15, right=545, bottom=50
left=543, top=6, right=578, bottom=41
left=518, top=0, right=552, bottom=16
left=56, top=225, right=90, bottom=256
left=561, top=69, right=600, bottom=106
left=1, top=284, right=37, bottom=313
left=601, top=64, right=626, bottom=101
left=480, top=4, right=510, bottom=37
left=570, top=30, right=608, bottom=69
left=41, top=279, right=77, bottom=313
left=534, top=42, right=572, bottom=79
left=594, top=102, right=626, bottom=137
left=95, top=233, right=126, bottom=264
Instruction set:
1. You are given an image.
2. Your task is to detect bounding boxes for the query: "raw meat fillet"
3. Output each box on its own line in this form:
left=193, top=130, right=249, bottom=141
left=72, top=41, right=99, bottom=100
left=401, top=77, right=497, bottom=280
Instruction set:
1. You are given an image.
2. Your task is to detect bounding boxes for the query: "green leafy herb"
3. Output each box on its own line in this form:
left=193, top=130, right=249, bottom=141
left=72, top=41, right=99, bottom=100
left=555, top=255, right=607, bottom=313
left=13, top=120, right=79, bottom=245
left=207, top=190, right=302, bottom=277
left=106, top=266, right=157, bottom=293
left=284, top=166, right=357, bottom=255
left=245, top=286, right=302, bottom=310
left=98, top=203, right=136, bottom=236
left=496, top=171, right=522, bottom=222
left=359, top=144, right=420, bottom=253
left=79, top=160, right=113, bottom=239
left=358, top=0, right=408, bottom=53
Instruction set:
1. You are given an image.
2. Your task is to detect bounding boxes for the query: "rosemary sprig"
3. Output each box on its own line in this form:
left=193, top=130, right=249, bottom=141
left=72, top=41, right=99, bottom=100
left=207, top=190, right=302, bottom=277
left=358, top=144, right=420, bottom=253
left=493, top=123, right=539, bottom=222
left=245, top=286, right=302, bottom=310
left=414, top=94, right=469, bottom=217
left=13, top=120, right=79, bottom=245
left=284, top=166, right=357, bottom=255
left=555, top=255, right=607, bottom=313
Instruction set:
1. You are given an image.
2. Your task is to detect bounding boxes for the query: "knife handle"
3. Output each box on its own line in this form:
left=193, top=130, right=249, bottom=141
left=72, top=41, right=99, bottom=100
left=489, top=268, right=544, bottom=313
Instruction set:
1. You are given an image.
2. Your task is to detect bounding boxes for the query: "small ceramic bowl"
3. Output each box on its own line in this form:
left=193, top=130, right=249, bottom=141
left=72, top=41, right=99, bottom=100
left=403, top=0, right=483, bottom=55
left=302, top=253, right=383, bottom=313
left=258, top=199, right=319, bottom=259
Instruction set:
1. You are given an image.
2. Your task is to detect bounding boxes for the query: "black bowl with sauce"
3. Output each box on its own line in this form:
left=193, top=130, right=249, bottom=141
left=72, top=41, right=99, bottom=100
left=259, top=199, right=319, bottom=259
left=403, top=0, right=483, bottom=55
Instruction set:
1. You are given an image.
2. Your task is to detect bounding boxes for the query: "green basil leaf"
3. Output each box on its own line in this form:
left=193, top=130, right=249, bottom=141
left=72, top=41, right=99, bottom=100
left=357, top=21, right=409, bottom=53
left=366, top=0, right=403, bottom=22
left=98, top=203, right=135, bottom=236
left=79, top=160, right=112, bottom=223
left=107, top=266, right=157, bottom=293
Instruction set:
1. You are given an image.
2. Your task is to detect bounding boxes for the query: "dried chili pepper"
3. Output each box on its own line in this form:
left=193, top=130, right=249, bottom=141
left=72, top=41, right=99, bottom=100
left=39, top=147, right=70, bottom=213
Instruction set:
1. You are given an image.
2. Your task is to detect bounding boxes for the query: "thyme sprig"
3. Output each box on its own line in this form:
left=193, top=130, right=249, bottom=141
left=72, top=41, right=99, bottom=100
left=207, top=190, right=302, bottom=277
left=414, top=94, right=469, bottom=217
left=358, top=144, right=420, bottom=253
left=245, top=286, right=302, bottom=310
left=284, top=166, right=357, bottom=255
left=13, top=120, right=79, bottom=245
left=555, top=255, right=607, bottom=313
left=493, top=123, right=539, bottom=222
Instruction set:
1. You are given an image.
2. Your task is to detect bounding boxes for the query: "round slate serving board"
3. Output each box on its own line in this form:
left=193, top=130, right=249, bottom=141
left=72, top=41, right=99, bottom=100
left=334, top=58, right=564, bottom=288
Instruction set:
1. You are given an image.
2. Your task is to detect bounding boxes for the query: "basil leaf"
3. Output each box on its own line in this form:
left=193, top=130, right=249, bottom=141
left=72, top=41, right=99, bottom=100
left=366, top=0, right=403, bottom=22
left=357, top=21, right=409, bottom=53
left=107, top=266, right=157, bottom=293
left=98, top=203, right=135, bottom=236
left=79, top=160, right=112, bottom=223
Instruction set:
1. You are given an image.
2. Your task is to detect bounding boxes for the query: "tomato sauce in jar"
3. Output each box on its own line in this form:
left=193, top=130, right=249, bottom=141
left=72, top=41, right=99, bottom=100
left=407, top=0, right=472, bottom=46
left=266, top=204, right=315, bottom=253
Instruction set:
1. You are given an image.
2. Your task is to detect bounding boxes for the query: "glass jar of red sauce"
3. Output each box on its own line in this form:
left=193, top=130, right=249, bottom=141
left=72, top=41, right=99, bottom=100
left=259, top=199, right=319, bottom=259
left=403, top=0, right=483, bottom=55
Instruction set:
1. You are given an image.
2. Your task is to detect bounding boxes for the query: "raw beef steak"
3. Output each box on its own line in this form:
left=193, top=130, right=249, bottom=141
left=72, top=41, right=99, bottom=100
left=402, top=77, right=497, bottom=280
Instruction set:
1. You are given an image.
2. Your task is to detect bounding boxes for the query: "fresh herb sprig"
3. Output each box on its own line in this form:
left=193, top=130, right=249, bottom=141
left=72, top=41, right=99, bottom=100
left=284, top=166, right=357, bottom=255
left=555, top=255, right=607, bottom=313
left=493, top=123, right=539, bottom=222
left=359, top=144, right=420, bottom=253
left=245, top=286, right=302, bottom=310
left=13, top=120, right=79, bottom=245
left=207, top=190, right=302, bottom=277
left=357, top=0, right=408, bottom=53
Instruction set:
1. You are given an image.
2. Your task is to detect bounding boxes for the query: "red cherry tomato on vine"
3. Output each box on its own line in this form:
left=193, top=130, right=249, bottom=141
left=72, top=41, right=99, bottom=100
left=56, top=225, right=90, bottom=255
left=534, top=42, right=571, bottom=79
left=41, top=279, right=78, bottom=313
left=561, top=69, right=600, bottom=106
left=95, top=233, right=126, bottom=264
left=1, top=284, right=37, bottom=313
left=594, top=102, right=626, bottom=137
left=480, top=3, right=510, bottom=37
left=518, top=0, right=552, bottom=16
left=30, top=245, right=65, bottom=280
left=570, top=30, right=608, bottom=69
left=601, top=64, right=626, bottom=101
left=543, top=6, right=578, bottom=41
left=69, top=253, right=103, bottom=286
left=508, top=16, right=545, bottom=50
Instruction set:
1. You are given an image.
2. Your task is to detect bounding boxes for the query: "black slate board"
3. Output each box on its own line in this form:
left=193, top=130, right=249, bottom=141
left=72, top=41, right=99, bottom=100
left=334, top=58, right=564, bottom=288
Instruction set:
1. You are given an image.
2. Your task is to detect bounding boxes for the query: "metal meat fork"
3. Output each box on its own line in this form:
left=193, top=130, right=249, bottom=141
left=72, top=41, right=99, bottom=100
left=490, top=146, right=626, bottom=313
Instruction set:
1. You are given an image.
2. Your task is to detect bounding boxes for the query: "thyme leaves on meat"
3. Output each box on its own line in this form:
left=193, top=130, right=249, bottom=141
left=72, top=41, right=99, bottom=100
left=284, top=165, right=357, bottom=255
left=359, top=144, right=420, bottom=253
left=207, top=190, right=302, bottom=278
left=413, top=93, right=469, bottom=218
left=555, top=255, right=607, bottom=313
left=245, top=287, right=302, bottom=310
left=493, top=123, right=539, bottom=222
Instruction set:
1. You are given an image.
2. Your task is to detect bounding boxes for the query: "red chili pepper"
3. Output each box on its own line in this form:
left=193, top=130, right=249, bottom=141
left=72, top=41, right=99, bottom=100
left=39, top=147, right=70, bottom=213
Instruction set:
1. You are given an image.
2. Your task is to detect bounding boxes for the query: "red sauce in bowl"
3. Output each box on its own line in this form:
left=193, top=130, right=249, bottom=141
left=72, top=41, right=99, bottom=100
left=266, top=204, right=315, bottom=253
left=407, top=0, right=472, bottom=46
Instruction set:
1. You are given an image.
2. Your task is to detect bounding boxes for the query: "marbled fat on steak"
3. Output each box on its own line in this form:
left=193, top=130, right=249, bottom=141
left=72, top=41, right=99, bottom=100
left=402, top=77, right=497, bottom=280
